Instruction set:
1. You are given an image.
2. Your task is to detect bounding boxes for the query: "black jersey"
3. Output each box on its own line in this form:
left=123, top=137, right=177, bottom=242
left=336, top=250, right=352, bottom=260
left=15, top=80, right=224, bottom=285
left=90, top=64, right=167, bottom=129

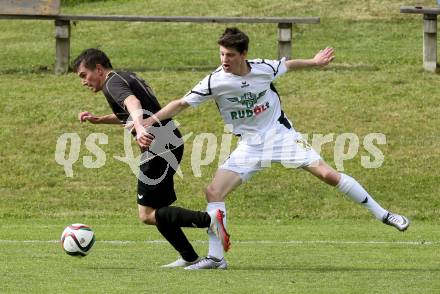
left=102, top=71, right=162, bottom=124
left=101, top=71, right=184, bottom=208
left=102, top=71, right=182, bottom=150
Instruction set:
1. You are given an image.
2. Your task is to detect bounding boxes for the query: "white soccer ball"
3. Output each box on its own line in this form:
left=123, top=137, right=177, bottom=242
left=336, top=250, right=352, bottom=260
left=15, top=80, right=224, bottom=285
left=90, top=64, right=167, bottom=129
left=61, top=223, right=95, bottom=257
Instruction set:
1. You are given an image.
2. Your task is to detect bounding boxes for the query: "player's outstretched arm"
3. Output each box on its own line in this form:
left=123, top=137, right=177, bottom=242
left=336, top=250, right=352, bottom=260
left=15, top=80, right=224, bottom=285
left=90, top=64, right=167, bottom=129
left=285, top=47, right=334, bottom=71
left=143, top=98, right=190, bottom=127
left=78, top=111, right=120, bottom=124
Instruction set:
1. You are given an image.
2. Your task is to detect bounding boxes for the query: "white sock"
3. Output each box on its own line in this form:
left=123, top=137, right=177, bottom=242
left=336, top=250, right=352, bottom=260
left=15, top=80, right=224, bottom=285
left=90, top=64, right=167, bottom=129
left=337, top=173, right=388, bottom=220
left=206, top=202, right=226, bottom=260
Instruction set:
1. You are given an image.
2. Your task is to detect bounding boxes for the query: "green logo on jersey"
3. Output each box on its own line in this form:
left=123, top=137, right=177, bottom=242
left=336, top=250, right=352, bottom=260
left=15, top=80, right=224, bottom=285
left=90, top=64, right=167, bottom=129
left=226, top=90, right=267, bottom=108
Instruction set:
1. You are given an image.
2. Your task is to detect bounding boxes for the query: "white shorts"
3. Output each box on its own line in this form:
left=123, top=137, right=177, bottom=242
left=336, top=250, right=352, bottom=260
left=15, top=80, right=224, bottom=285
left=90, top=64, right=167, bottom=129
left=220, top=126, right=321, bottom=181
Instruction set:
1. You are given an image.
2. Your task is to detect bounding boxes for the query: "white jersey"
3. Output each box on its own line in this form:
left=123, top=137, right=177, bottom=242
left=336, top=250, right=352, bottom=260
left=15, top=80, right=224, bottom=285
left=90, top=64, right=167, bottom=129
left=184, top=58, right=290, bottom=138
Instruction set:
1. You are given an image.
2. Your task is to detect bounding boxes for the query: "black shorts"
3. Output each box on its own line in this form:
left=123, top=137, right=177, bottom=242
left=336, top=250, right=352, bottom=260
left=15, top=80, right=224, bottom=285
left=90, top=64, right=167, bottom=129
left=136, top=144, right=184, bottom=209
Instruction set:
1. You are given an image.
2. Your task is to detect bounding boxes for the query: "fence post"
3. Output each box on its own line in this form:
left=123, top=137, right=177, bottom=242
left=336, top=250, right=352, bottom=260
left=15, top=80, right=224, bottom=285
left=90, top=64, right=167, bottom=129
left=423, top=14, right=437, bottom=72
left=55, top=19, right=70, bottom=74
left=278, top=23, right=292, bottom=60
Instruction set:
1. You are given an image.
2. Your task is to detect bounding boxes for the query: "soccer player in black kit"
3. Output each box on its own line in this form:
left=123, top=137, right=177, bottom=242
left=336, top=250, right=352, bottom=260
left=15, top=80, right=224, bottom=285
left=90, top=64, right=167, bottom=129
left=73, top=49, right=230, bottom=268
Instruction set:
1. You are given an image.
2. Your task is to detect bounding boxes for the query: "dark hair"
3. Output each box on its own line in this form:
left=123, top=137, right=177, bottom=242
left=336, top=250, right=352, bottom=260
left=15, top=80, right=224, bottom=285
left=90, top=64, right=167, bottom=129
left=217, top=27, right=249, bottom=54
left=72, top=48, right=113, bottom=73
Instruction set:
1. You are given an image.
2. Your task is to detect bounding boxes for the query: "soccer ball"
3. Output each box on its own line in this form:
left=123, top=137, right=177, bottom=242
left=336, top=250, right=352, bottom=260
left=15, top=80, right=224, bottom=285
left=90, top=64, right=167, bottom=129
left=61, top=223, right=95, bottom=257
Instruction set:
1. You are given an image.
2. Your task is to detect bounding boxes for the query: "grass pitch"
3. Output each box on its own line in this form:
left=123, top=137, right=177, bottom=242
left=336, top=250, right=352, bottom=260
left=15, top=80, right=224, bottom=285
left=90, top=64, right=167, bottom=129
left=1, top=220, right=439, bottom=293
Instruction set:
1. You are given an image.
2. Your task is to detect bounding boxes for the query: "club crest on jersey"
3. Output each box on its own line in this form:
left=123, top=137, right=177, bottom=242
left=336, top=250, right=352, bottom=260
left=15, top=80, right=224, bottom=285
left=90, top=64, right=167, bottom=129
left=226, top=90, right=267, bottom=108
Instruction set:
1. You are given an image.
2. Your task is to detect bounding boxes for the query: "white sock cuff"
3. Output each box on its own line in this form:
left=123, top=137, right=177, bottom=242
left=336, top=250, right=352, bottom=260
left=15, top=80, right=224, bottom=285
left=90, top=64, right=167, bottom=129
left=207, top=202, right=226, bottom=212
left=337, top=173, right=354, bottom=194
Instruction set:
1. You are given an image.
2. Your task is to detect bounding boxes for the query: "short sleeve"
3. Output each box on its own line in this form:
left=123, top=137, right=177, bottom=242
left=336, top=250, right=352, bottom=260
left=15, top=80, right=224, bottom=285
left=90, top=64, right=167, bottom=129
left=105, top=75, right=134, bottom=107
left=264, top=57, right=288, bottom=79
left=183, top=74, right=214, bottom=107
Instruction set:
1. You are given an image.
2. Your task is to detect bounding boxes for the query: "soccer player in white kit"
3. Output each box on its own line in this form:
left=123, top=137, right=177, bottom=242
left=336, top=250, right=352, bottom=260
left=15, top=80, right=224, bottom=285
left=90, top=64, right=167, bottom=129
left=139, top=27, right=410, bottom=270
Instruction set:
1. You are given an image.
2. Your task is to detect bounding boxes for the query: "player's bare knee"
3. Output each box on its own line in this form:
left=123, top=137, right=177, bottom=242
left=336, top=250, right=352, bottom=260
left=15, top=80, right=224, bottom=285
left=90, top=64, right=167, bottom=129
left=138, top=211, right=156, bottom=225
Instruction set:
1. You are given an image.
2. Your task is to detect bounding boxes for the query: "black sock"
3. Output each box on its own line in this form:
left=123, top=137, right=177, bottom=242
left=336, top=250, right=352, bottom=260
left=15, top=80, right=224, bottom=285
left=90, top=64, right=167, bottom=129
left=155, top=206, right=211, bottom=228
left=156, top=224, right=198, bottom=262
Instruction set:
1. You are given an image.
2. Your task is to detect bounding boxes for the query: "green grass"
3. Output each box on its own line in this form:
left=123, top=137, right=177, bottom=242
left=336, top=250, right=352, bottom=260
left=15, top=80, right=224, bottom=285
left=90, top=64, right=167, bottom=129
left=1, top=0, right=440, bottom=292
left=1, top=220, right=439, bottom=293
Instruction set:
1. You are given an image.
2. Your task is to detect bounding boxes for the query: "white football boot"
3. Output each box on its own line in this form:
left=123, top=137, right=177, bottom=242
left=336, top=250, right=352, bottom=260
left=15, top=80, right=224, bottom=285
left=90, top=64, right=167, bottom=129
left=184, top=256, right=228, bottom=270
left=161, top=257, right=200, bottom=268
left=383, top=212, right=410, bottom=231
